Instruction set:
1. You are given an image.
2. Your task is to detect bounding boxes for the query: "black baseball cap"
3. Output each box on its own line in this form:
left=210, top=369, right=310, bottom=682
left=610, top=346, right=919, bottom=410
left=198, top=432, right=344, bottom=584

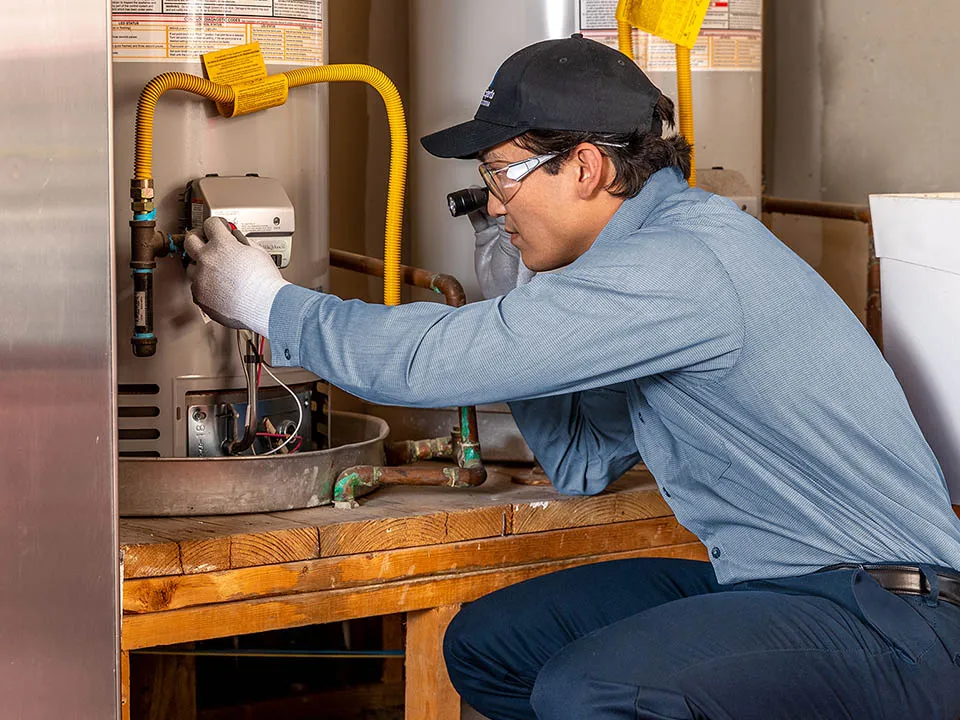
left=421, top=33, right=663, bottom=160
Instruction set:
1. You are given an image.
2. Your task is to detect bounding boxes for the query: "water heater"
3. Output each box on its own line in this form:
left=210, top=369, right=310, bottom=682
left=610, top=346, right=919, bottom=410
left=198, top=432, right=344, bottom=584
left=111, top=0, right=330, bottom=458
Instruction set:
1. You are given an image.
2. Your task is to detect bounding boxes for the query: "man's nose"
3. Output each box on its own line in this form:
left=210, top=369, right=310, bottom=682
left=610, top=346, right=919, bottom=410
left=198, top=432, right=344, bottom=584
left=486, top=190, right=507, bottom=217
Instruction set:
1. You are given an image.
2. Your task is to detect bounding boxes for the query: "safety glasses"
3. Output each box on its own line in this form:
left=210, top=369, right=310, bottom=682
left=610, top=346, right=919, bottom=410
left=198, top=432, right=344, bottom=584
left=478, top=152, right=560, bottom=205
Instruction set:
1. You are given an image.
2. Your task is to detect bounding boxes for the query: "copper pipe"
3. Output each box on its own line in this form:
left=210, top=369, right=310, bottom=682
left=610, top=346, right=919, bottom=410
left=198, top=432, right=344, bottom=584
left=330, top=249, right=487, bottom=496
left=329, top=249, right=467, bottom=308
left=761, top=196, right=882, bottom=351
left=761, top=197, right=871, bottom=224
left=129, top=221, right=169, bottom=358
left=385, top=436, right=453, bottom=465
left=329, top=248, right=483, bottom=472
left=333, top=464, right=486, bottom=507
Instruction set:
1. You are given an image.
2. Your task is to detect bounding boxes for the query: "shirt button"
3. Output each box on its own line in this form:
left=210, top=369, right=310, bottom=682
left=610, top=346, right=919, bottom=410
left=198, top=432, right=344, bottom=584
left=662, top=487, right=671, bottom=497
left=284, top=348, right=291, bottom=360
left=711, top=547, right=722, bottom=559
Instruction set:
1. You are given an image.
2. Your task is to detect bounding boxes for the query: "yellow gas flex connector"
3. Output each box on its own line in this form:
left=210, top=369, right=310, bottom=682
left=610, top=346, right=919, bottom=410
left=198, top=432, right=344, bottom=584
left=616, top=0, right=711, bottom=187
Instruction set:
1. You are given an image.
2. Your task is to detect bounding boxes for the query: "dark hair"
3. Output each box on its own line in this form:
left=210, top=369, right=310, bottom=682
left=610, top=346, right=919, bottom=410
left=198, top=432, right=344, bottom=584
left=513, top=95, right=691, bottom=198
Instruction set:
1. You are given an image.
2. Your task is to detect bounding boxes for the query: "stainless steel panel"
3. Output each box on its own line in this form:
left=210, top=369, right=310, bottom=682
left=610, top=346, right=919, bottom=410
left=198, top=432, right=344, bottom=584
left=0, top=0, right=119, bottom=717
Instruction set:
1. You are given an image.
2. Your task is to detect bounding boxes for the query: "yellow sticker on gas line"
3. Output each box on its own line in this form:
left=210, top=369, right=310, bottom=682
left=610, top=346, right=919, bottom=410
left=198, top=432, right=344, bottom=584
left=616, top=0, right=712, bottom=48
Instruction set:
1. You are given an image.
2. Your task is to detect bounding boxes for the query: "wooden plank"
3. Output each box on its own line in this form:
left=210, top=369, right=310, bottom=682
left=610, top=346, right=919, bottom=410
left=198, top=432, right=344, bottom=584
left=122, top=540, right=182, bottom=579
left=229, top=525, right=319, bottom=568
left=122, top=542, right=708, bottom=649
left=119, top=465, right=664, bottom=577
left=121, top=515, right=319, bottom=578
left=124, top=517, right=698, bottom=614
left=319, top=505, right=509, bottom=556
left=121, top=473, right=525, bottom=577
left=179, top=536, right=230, bottom=575
left=405, top=605, right=461, bottom=720
left=320, top=514, right=447, bottom=557
left=513, top=487, right=672, bottom=534
left=445, top=505, right=510, bottom=543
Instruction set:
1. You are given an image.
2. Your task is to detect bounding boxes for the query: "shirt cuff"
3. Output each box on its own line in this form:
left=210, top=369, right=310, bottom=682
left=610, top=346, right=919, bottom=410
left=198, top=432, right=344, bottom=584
left=267, top=283, right=319, bottom=368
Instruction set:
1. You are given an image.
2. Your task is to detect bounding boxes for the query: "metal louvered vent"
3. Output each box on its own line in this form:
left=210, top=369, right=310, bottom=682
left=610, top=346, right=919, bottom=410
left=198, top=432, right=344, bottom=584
left=118, top=384, right=161, bottom=458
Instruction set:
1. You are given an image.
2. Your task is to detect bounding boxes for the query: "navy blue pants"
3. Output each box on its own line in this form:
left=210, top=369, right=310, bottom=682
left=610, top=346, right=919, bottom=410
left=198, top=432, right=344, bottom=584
left=443, top=558, right=960, bottom=719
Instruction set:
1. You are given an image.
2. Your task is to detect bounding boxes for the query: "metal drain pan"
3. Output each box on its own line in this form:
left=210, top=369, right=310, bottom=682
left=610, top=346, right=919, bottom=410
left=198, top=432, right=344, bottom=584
left=119, top=411, right=388, bottom=517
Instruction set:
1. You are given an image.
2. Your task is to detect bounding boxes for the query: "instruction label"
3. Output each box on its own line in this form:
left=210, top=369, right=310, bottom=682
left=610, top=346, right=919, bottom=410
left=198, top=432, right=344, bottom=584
left=112, top=0, right=322, bottom=65
left=201, top=42, right=289, bottom=117
left=616, top=0, right=712, bottom=48
left=580, top=0, right=761, bottom=71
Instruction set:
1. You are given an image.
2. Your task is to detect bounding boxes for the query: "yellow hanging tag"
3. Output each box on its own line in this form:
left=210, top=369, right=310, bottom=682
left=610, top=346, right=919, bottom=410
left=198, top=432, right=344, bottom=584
left=201, top=42, right=289, bottom=118
left=616, top=0, right=712, bottom=48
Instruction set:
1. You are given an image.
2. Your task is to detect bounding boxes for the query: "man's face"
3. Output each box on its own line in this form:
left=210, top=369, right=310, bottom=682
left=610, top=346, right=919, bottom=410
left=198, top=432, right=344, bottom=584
left=479, top=140, right=588, bottom=272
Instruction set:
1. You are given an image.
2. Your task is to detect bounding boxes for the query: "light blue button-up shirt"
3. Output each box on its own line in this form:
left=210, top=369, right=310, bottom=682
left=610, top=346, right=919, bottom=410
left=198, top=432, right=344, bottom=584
left=270, top=167, right=960, bottom=583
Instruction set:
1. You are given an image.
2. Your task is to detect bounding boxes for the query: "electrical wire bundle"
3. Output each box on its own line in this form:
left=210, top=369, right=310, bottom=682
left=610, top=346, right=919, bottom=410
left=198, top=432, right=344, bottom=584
left=236, top=330, right=304, bottom=456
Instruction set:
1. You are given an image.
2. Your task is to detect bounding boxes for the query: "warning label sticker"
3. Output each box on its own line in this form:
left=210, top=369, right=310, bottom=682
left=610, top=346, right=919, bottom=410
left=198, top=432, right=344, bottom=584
left=112, top=0, right=323, bottom=65
left=579, top=0, right=761, bottom=71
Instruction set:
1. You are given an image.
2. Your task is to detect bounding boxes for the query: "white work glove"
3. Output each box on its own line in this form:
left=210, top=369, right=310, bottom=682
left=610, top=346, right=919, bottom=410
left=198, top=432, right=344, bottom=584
left=470, top=208, right=536, bottom=299
left=184, top=216, right=290, bottom=336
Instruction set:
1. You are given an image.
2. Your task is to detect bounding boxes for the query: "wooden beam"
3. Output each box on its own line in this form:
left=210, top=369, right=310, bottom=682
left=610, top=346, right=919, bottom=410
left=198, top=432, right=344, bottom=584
left=122, top=515, right=320, bottom=579
left=320, top=505, right=508, bottom=557
left=512, top=490, right=671, bottom=534
left=124, top=517, right=699, bottom=614
left=405, top=606, right=461, bottom=720
left=382, top=614, right=405, bottom=685
left=121, top=650, right=131, bottom=720
left=130, top=650, right=197, bottom=720
left=122, top=542, right=707, bottom=649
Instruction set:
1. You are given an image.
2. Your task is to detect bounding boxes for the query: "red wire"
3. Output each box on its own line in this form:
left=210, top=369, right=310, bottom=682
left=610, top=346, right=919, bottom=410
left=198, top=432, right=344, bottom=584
left=255, top=432, right=304, bottom=454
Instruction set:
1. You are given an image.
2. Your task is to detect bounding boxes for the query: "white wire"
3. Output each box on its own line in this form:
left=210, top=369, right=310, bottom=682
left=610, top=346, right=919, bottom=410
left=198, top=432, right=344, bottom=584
left=260, top=364, right=304, bottom=456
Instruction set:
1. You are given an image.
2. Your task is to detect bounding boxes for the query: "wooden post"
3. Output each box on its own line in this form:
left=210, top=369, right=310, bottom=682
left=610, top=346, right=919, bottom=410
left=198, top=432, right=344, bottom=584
left=121, top=650, right=131, bottom=720
left=131, top=651, right=197, bottom=720
left=382, top=613, right=405, bottom=685
left=405, top=605, right=462, bottom=720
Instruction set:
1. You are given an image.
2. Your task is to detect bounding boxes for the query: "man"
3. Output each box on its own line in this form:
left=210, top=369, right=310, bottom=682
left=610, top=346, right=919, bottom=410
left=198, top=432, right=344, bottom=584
left=188, top=34, right=960, bottom=719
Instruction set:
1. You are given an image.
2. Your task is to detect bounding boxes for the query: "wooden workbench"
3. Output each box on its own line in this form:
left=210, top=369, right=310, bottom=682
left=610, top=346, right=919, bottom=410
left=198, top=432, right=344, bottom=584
left=119, top=464, right=707, bottom=719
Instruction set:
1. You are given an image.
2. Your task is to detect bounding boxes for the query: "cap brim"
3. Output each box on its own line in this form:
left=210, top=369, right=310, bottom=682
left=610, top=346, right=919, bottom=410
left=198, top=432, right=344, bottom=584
left=420, top=118, right=528, bottom=159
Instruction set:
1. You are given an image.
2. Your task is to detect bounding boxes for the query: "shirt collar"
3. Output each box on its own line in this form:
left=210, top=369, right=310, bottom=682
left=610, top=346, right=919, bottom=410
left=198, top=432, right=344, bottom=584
left=592, top=167, right=689, bottom=247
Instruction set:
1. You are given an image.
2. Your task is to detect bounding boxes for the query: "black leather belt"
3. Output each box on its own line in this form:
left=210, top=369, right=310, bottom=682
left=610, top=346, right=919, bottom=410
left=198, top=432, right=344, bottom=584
left=823, top=563, right=960, bottom=608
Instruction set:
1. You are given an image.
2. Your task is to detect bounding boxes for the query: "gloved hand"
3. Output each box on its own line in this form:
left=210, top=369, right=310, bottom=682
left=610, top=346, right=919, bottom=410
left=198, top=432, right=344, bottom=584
left=184, top=216, right=290, bottom=336
left=470, top=208, right=536, bottom=299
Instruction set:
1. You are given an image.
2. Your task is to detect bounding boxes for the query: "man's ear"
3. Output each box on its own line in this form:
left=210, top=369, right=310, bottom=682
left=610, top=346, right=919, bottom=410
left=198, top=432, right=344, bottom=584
left=572, top=143, right=607, bottom=199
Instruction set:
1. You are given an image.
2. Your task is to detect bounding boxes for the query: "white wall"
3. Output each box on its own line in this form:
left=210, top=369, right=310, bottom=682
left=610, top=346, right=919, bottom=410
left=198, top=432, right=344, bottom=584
left=765, top=0, right=960, bottom=318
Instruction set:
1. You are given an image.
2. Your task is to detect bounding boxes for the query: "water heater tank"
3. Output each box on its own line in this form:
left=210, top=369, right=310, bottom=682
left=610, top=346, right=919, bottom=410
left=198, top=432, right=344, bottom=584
left=408, top=0, right=579, bottom=302
left=408, top=0, right=762, bottom=301
left=111, top=0, right=330, bottom=458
